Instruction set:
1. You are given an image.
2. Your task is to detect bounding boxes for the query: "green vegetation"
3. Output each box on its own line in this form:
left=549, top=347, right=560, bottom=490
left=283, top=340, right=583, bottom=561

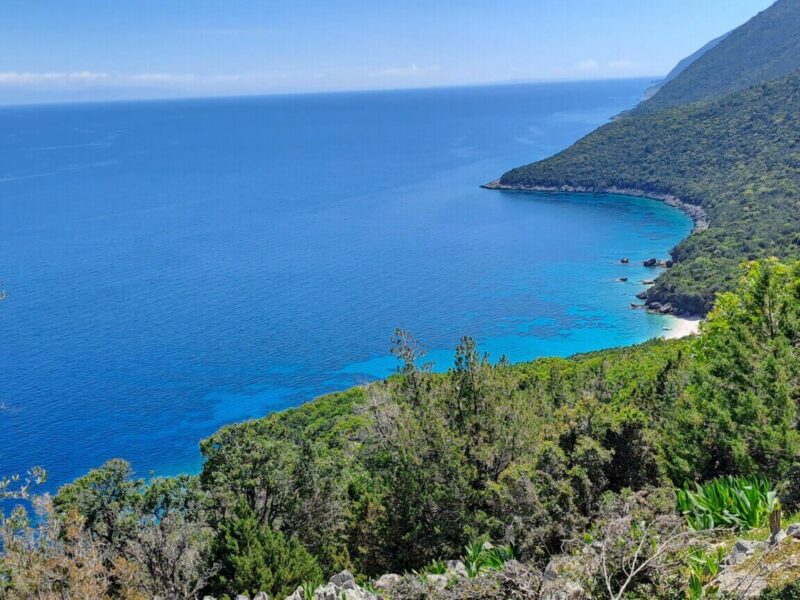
left=495, top=0, right=800, bottom=316
left=676, top=476, right=778, bottom=531
left=2, top=259, right=800, bottom=599
left=5, top=4, right=800, bottom=596
left=499, top=73, right=800, bottom=314
left=686, top=547, right=725, bottom=599
left=636, top=0, right=800, bottom=113
left=462, top=542, right=515, bottom=578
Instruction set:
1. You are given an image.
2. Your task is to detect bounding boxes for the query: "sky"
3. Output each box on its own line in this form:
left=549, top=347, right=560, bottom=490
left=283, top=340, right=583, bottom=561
left=0, top=0, right=776, bottom=104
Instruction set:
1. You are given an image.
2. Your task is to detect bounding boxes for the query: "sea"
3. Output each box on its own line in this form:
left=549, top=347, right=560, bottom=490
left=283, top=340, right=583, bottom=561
left=0, top=79, right=692, bottom=491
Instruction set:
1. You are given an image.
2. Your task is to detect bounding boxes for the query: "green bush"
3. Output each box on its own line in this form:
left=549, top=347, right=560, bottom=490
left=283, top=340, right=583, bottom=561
left=760, top=580, right=800, bottom=600
left=209, top=502, right=323, bottom=599
left=676, top=475, right=778, bottom=531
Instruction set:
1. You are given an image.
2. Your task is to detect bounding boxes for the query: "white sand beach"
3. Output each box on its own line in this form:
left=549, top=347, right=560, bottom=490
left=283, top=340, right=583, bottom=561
left=663, top=316, right=702, bottom=339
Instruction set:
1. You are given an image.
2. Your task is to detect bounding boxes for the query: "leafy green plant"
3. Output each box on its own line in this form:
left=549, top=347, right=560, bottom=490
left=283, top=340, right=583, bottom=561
left=685, top=546, right=724, bottom=599
left=462, top=541, right=515, bottom=578
left=414, top=558, right=448, bottom=577
left=302, top=581, right=316, bottom=600
left=676, top=475, right=777, bottom=531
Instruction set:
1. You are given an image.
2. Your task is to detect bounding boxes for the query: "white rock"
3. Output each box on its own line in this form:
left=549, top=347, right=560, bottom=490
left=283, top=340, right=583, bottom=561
left=770, top=530, right=787, bottom=546
left=426, top=573, right=448, bottom=589
left=373, top=573, right=402, bottom=590
left=445, top=560, right=468, bottom=578
left=284, top=587, right=305, bottom=600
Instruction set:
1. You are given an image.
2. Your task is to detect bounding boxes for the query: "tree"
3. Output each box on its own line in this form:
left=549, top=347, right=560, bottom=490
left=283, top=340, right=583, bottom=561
left=209, top=502, right=322, bottom=599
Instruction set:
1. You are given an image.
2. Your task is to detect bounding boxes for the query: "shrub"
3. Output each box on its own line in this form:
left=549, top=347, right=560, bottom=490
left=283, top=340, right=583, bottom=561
left=209, top=502, right=322, bottom=599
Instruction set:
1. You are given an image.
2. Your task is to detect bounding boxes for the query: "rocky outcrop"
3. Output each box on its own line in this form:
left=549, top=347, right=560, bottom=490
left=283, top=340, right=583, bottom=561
left=716, top=531, right=800, bottom=598
left=282, top=571, right=377, bottom=600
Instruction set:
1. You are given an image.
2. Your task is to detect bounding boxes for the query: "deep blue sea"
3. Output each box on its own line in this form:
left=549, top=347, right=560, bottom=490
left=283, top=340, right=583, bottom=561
left=0, top=79, right=691, bottom=491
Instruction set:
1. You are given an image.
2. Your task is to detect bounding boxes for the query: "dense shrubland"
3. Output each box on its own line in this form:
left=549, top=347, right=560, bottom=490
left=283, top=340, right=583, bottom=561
left=2, top=258, right=800, bottom=598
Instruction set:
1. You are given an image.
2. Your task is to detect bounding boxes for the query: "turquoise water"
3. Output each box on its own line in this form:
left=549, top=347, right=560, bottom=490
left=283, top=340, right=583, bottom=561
left=0, top=80, right=691, bottom=489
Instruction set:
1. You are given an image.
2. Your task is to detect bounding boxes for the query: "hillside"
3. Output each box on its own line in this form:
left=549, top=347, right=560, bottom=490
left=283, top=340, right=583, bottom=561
left=493, top=71, right=800, bottom=315
left=636, top=0, right=800, bottom=112
left=644, top=31, right=729, bottom=99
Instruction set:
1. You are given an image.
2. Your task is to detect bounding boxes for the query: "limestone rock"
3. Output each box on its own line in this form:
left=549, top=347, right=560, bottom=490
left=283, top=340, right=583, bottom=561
left=373, top=573, right=401, bottom=590
left=285, top=588, right=305, bottom=600
left=425, top=573, right=448, bottom=589
left=770, top=530, right=787, bottom=546
left=306, top=571, right=377, bottom=600
left=446, top=559, right=468, bottom=578
left=539, top=579, right=586, bottom=600
left=788, top=523, right=800, bottom=538
left=726, top=539, right=759, bottom=566
left=330, top=570, right=357, bottom=590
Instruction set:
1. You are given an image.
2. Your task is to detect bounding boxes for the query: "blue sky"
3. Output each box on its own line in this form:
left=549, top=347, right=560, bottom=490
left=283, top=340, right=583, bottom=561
left=0, top=0, right=774, bottom=104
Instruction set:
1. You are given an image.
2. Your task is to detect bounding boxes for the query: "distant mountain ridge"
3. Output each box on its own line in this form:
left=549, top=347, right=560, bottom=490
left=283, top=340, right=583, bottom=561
left=643, top=31, right=730, bottom=99
left=490, top=0, right=800, bottom=315
left=636, top=0, right=800, bottom=112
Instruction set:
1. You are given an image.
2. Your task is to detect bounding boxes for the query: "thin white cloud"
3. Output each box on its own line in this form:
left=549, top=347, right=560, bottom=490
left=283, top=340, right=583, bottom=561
left=0, top=71, right=251, bottom=89
left=578, top=59, right=599, bottom=72
left=0, top=71, right=111, bottom=85
left=371, top=64, right=440, bottom=78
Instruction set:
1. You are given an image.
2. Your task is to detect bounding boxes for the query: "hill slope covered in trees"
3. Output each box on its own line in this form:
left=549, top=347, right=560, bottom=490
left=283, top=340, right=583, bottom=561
left=636, top=0, right=800, bottom=113
left=495, top=72, right=800, bottom=314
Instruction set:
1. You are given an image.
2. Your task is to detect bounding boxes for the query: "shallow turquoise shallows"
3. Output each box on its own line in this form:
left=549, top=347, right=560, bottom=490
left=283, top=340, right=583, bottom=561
left=0, top=80, right=691, bottom=489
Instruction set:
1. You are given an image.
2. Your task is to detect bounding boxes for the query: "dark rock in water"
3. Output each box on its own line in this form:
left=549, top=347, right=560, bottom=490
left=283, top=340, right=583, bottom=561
left=644, top=258, right=671, bottom=268
left=620, top=257, right=629, bottom=264
left=648, top=302, right=673, bottom=314
left=617, top=277, right=628, bottom=282
left=636, top=291, right=647, bottom=300
left=630, top=303, right=643, bottom=309
left=642, top=279, right=656, bottom=285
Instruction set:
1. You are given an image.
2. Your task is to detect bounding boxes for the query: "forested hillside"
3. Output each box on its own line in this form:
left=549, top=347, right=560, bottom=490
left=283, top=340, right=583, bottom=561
left=636, top=0, right=800, bottom=112
left=497, top=72, right=800, bottom=314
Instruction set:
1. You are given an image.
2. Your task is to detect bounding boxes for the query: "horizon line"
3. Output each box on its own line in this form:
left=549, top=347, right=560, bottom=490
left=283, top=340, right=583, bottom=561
left=0, top=74, right=663, bottom=110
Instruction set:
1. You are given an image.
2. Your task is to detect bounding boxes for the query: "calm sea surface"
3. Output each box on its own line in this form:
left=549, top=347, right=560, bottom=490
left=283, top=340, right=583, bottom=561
left=0, top=80, right=691, bottom=489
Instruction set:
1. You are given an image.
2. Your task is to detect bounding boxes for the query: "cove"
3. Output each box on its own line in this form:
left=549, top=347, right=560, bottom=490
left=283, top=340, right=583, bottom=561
left=0, top=79, right=691, bottom=489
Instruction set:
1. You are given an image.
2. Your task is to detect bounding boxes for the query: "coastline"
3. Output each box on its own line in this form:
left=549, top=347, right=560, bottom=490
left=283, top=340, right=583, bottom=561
left=481, top=179, right=709, bottom=319
left=663, top=315, right=702, bottom=339
left=481, top=179, right=709, bottom=233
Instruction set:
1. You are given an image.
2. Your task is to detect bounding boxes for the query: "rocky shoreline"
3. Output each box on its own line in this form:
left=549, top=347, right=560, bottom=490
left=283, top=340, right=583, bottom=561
left=481, top=180, right=709, bottom=233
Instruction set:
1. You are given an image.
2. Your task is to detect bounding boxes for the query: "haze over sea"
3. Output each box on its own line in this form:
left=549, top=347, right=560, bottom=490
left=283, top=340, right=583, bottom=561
left=0, top=79, right=691, bottom=490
